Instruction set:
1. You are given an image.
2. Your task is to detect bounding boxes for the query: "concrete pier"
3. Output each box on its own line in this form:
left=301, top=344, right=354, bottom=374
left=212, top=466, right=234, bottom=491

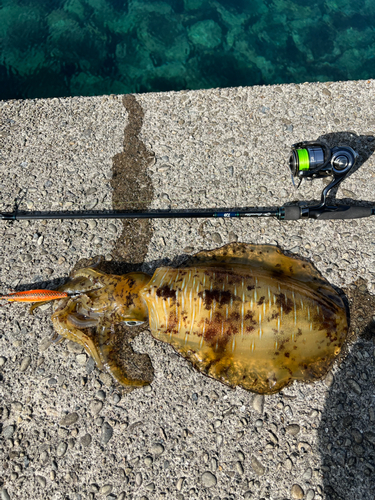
left=1, top=80, right=375, bottom=499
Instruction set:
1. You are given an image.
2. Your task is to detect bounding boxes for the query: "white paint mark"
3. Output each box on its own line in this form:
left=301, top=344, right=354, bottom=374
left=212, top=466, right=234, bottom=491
left=232, top=337, right=236, bottom=352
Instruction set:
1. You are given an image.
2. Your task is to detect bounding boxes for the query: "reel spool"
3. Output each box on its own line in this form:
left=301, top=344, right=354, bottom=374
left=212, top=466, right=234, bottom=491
left=289, top=141, right=358, bottom=180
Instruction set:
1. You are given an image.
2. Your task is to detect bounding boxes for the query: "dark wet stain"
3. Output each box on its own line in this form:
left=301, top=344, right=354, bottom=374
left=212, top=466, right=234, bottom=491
left=110, top=94, right=155, bottom=274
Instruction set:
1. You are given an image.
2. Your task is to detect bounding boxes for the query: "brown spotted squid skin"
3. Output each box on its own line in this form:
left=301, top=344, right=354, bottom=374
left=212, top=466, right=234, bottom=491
left=40, top=244, right=348, bottom=395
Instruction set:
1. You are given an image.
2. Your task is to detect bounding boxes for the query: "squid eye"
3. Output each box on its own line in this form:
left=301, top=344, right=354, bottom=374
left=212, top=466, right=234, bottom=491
left=125, top=320, right=144, bottom=327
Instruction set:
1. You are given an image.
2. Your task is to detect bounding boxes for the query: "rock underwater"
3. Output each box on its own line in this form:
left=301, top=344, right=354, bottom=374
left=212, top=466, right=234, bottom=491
left=29, top=243, right=349, bottom=395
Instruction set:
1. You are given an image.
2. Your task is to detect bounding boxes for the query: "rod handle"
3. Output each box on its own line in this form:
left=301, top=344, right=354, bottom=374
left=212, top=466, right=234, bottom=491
left=310, top=206, right=373, bottom=220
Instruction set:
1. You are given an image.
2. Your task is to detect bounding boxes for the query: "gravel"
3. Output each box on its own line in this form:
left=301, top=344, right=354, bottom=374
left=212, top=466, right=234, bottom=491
left=1, top=82, right=375, bottom=499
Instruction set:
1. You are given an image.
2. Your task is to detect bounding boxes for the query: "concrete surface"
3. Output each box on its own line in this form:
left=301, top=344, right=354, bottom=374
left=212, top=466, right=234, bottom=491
left=1, top=80, right=375, bottom=500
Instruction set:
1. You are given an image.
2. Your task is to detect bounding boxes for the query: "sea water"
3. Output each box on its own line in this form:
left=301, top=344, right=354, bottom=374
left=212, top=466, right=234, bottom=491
left=0, top=0, right=374, bottom=99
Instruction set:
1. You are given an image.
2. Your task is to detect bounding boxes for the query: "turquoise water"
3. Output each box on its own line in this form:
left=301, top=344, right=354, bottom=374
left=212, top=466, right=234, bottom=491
left=0, top=0, right=374, bottom=99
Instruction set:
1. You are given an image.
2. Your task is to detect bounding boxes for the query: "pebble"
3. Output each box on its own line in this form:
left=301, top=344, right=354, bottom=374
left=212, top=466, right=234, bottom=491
left=306, top=490, right=315, bottom=500
left=66, top=341, right=83, bottom=354
left=89, top=400, right=103, bottom=415
left=36, top=475, right=46, bottom=488
left=3, top=426, right=15, bottom=439
left=100, top=485, right=112, bottom=495
left=291, top=484, right=304, bottom=499
left=145, top=483, right=155, bottom=491
left=76, top=354, right=87, bottom=365
left=86, top=199, right=98, bottom=210
left=251, top=456, right=265, bottom=476
left=59, top=412, right=79, bottom=427
left=19, top=356, right=31, bottom=372
left=56, top=441, right=68, bottom=457
left=112, top=393, right=121, bottom=404
left=252, top=394, right=264, bottom=414
left=236, top=461, right=244, bottom=474
left=1, top=489, right=10, bottom=500
left=177, top=477, right=185, bottom=491
left=0, top=356, right=6, bottom=367
left=286, top=424, right=300, bottom=436
left=151, top=443, right=164, bottom=455
left=324, top=372, right=334, bottom=387
left=144, top=456, right=153, bottom=466
left=108, top=223, right=117, bottom=234
left=80, top=434, right=92, bottom=447
left=302, top=467, right=312, bottom=480
left=201, top=471, right=217, bottom=488
left=284, top=458, right=293, bottom=470
left=96, top=390, right=106, bottom=400
left=135, top=472, right=143, bottom=486
left=86, top=357, right=96, bottom=374
left=211, top=233, right=222, bottom=244
left=347, top=379, right=361, bottom=395
left=101, top=422, right=113, bottom=444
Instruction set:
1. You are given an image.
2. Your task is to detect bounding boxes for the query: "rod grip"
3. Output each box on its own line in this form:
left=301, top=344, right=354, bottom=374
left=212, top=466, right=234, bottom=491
left=310, top=206, right=373, bottom=219
left=283, top=206, right=301, bottom=220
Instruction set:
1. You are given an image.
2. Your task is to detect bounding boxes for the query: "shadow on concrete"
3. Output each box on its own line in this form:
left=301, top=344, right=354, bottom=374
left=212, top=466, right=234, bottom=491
left=318, top=280, right=375, bottom=500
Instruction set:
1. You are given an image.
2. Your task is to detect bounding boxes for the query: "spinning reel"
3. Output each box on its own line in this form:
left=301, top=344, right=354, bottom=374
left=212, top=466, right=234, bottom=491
left=289, top=141, right=358, bottom=207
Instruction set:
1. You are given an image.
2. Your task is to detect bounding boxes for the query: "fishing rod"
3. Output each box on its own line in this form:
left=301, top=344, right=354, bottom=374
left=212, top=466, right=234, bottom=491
left=1, top=142, right=374, bottom=222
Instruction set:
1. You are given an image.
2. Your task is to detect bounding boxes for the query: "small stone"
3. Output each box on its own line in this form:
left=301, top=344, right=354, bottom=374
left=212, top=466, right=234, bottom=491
left=80, top=434, right=92, bottom=447
left=86, top=199, right=98, bottom=210
left=108, top=224, right=117, bottom=234
left=56, top=441, right=68, bottom=457
left=66, top=341, right=84, bottom=354
left=347, top=379, right=361, bottom=395
left=251, top=456, right=265, bottom=476
left=306, top=490, right=315, bottom=500
left=89, top=400, right=103, bottom=415
left=99, top=372, right=112, bottom=387
left=76, top=354, right=87, bottom=365
left=112, top=393, right=121, bottom=404
left=302, top=467, right=312, bottom=480
left=86, top=357, right=96, bottom=374
left=286, top=424, right=300, bottom=436
left=59, top=412, right=79, bottom=427
left=101, top=422, right=113, bottom=444
left=291, top=484, right=304, bottom=499
left=19, top=356, right=31, bottom=372
left=144, top=456, right=153, bottom=466
left=135, top=472, right=143, bottom=486
left=236, top=461, right=244, bottom=474
left=0, top=356, right=6, bottom=367
left=36, top=475, right=46, bottom=488
left=177, top=477, right=185, bottom=491
left=100, top=485, right=112, bottom=495
left=151, top=443, right=164, bottom=455
left=284, top=458, right=293, bottom=470
left=211, top=232, right=222, bottom=244
left=39, top=338, right=52, bottom=352
left=145, top=483, right=155, bottom=491
left=252, top=394, right=264, bottom=413
left=96, top=390, right=106, bottom=400
left=183, top=246, right=194, bottom=254
left=201, top=471, right=217, bottom=488
left=3, top=425, right=15, bottom=439
left=1, top=489, right=11, bottom=500
left=324, top=372, right=334, bottom=387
